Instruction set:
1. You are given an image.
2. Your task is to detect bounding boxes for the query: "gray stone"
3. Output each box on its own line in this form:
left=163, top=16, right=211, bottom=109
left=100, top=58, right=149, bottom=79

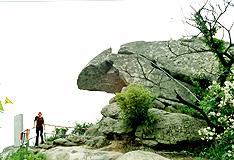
left=86, top=136, right=109, bottom=148
left=151, top=99, right=165, bottom=109
left=101, top=103, right=122, bottom=119
left=77, top=48, right=126, bottom=93
left=88, top=102, right=207, bottom=146
left=44, top=146, right=123, bottom=160
left=120, top=86, right=128, bottom=93
left=165, top=106, right=178, bottom=112
left=109, top=96, right=116, bottom=104
left=85, top=124, right=104, bottom=137
left=135, top=108, right=208, bottom=145
left=76, top=37, right=215, bottom=149
left=118, top=46, right=135, bottom=55
left=136, top=139, right=159, bottom=147
left=116, top=150, right=170, bottom=160
left=41, top=144, right=53, bottom=150
left=99, top=117, right=119, bottom=135
left=68, top=135, right=93, bottom=145
left=77, top=37, right=219, bottom=105
left=86, top=117, right=132, bottom=138
left=53, top=138, right=78, bottom=147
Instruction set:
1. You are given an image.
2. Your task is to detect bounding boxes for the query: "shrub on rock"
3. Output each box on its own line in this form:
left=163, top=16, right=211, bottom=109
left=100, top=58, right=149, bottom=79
left=115, top=83, right=158, bottom=139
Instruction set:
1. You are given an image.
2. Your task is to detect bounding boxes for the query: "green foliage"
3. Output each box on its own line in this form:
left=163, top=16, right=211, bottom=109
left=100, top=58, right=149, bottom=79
left=45, top=134, right=60, bottom=142
left=193, top=5, right=233, bottom=85
left=45, top=127, right=68, bottom=142
left=71, top=122, right=93, bottom=135
left=194, top=11, right=226, bottom=53
left=0, top=100, right=4, bottom=113
left=115, top=83, right=157, bottom=129
left=198, top=79, right=234, bottom=159
left=0, top=147, right=46, bottom=160
left=188, top=73, right=234, bottom=159
left=45, top=122, right=94, bottom=142
left=178, top=105, right=203, bottom=119
left=23, top=152, right=46, bottom=160
left=190, top=77, right=210, bottom=100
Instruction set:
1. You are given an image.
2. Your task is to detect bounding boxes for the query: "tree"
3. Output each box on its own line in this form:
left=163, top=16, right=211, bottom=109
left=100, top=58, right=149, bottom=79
left=117, top=0, right=234, bottom=136
left=123, top=1, right=234, bottom=158
left=184, top=0, right=234, bottom=85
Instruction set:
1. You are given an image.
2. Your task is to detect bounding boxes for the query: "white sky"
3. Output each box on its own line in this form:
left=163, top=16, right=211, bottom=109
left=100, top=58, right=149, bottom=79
left=0, top=0, right=233, bottom=153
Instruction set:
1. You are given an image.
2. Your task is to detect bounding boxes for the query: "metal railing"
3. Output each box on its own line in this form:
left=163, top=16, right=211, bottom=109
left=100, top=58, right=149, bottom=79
left=20, top=124, right=88, bottom=154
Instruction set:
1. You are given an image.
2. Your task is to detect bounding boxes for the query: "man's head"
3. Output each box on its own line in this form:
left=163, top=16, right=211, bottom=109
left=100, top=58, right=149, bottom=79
left=38, top=112, right=42, bottom=117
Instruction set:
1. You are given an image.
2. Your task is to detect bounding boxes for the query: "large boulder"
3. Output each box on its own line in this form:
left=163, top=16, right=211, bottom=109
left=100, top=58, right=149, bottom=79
left=77, top=37, right=219, bottom=105
left=86, top=102, right=133, bottom=139
left=85, top=136, right=109, bottom=148
left=135, top=108, right=207, bottom=146
left=85, top=102, right=207, bottom=147
left=1, top=144, right=171, bottom=160
left=44, top=146, right=122, bottom=160
left=77, top=48, right=126, bottom=93
left=44, top=146, right=170, bottom=160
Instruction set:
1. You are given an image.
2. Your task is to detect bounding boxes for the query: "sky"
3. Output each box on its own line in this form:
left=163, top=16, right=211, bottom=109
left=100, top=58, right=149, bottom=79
left=0, top=0, right=233, bottom=153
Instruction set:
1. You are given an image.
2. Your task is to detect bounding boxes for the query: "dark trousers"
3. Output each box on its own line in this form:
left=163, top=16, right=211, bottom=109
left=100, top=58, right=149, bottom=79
left=35, top=127, right=44, bottom=146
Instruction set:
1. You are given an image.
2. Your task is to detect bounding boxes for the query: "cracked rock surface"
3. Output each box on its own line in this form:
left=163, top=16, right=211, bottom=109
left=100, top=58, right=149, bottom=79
left=77, top=37, right=218, bottom=104
left=86, top=102, right=207, bottom=147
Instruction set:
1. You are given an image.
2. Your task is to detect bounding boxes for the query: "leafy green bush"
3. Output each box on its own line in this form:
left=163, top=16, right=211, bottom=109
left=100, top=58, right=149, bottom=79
left=45, top=134, right=60, bottom=142
left=71, top=122, right=93, bottom=135
left=177, top=105, right=203, bottom=119
left=24, top=152, right=46, bottom=160
left=45, top=127, right=68, bottom=142
left=45, top=122, right=94, bottom=142
left=115, top=83, right=158, bottom=138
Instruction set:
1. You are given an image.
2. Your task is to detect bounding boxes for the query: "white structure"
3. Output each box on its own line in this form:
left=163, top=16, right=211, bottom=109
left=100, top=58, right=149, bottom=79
left=14, top=114, right=23, bottom=146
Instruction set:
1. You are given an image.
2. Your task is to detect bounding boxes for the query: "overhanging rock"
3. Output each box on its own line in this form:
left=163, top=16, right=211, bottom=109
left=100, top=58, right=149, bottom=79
left=77, top=48, right=126, bottom=93
left=77, top=37, right=219, bottom=103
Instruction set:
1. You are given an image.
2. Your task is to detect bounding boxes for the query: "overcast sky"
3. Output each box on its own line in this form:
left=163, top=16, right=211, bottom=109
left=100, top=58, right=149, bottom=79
left=0, top=0, right=233, bottom=152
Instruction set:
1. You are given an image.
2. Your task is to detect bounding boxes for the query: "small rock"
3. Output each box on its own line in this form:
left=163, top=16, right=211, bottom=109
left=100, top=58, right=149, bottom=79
left=101, top=103, right=122, bottom=119
left=109, top=96, right=116, bottom=104
left=86, top=136, right=109, bottom=148
left=53, top=138, right=77, bottom=147
left=152, top=100, right=165, bottom=109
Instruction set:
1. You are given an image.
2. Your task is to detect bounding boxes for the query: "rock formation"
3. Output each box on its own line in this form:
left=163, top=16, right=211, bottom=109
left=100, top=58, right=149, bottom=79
left=78, top=37, right=212, bottom=148
left=86, top=98, right=207, bottom=147
left=1, top=37, right=218, bottom=160
left=77, top=36, right=218, bottom=105
left=1, top=140, right=171, bottom=160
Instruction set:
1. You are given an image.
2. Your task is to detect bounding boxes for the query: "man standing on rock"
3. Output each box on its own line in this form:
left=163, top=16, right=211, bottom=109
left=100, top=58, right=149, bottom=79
left=33, top=112, right=45, bottom=147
